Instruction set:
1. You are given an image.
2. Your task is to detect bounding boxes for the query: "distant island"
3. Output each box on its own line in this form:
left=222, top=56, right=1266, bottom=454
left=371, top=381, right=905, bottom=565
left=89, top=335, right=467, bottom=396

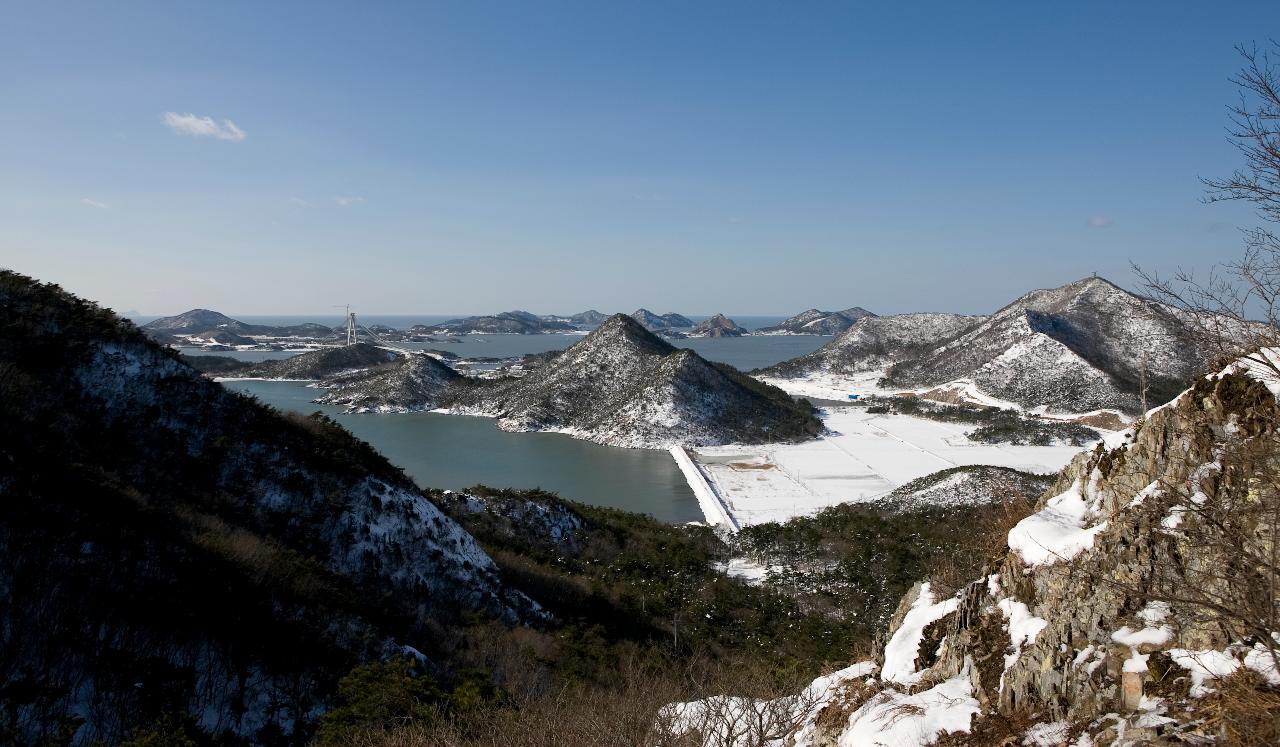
left=207, top=315, right=821, bottom=448
left=754, top=307, right=876, bottom=335
left=141, top=307, right=714, bottom=351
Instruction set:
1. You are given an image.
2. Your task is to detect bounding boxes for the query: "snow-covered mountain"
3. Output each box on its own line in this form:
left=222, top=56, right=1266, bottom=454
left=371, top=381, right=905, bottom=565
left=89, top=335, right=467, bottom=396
left=630, top=308, right=694, bottom=330
left=762, top=277, right=1227, bottom=416
left=316, top=352, right=462, bottom=411
left=755, top=306, right=877, bottom=336
left=759, top=312, right=983, bottom=377
left=455, top=314, right=821, bottom=447
left=687, top=313, right=749, bottom=338
left=882, top=276, right=1215, bottom=414
left=0, top=272, right=537, bottom=743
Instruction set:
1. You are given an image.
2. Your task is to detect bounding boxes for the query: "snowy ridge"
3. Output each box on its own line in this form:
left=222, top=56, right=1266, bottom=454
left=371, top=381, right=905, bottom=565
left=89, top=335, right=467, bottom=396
left=758, top=312, right=983, bottom=377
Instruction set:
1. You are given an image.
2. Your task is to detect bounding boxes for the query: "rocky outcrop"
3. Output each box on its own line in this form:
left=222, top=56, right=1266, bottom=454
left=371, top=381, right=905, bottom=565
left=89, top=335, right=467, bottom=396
left=727, top=360, right=1280, bottom=746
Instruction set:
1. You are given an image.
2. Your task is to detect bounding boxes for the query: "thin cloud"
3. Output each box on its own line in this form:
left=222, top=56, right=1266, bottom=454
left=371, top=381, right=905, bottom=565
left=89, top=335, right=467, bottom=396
left=161, top=112, right=246, bottom=142
left=334, top=196, right=365, bottom=207
left=1087, top=215, right=1112, bottom=228
left=81, top=198, right=109, bottom=209
left=289, top=196, right=310, bottom=207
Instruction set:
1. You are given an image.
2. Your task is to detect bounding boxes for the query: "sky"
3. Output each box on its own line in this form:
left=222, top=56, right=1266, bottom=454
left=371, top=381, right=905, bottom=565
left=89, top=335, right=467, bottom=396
left=2, top=2, right=1277, bottom=317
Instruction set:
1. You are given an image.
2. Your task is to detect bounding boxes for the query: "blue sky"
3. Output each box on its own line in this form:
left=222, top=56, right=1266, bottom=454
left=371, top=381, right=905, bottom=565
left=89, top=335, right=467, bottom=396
left=1, top=2, right=1276, bottom=316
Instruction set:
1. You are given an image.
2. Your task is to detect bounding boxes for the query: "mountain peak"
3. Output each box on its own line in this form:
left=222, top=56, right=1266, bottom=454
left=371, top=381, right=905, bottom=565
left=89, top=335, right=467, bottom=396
left=589, top=313, right=676, bottom=352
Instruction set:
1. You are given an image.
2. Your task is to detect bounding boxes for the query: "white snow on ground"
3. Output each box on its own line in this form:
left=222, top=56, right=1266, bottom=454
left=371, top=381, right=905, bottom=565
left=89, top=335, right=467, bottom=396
left=1024, top=721, right=1071, bottom=747
left=1007, top=480, right=1108, bottom=567
left=756, top=369, right=890, bottom=402
left=1168, top=642, right=1280, bottom=696
left=882, top=583, right=960, bottom=686
left=1219, top=347, right=1280, bottom=397
left=997, top=599, right=1048, bottom=676
left=720, top=557, right=770, bottom=584
left=1167, top=648, right=1245, bottom=697
left=839, top=673, right=980, bottom=747
left=689, top=405, right=1083, bottom=527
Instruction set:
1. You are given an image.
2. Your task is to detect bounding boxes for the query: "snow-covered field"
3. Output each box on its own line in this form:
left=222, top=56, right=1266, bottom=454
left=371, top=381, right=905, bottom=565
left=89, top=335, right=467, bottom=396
left=687, top=405, right=1086, bottom=528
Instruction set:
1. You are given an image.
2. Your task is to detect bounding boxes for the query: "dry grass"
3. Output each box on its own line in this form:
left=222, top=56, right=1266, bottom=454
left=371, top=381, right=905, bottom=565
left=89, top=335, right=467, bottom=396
left=1200, top=671, right=1280, bottom=746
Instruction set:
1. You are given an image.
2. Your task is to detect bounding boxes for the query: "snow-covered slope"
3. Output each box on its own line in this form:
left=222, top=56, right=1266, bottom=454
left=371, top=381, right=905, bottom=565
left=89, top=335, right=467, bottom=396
left=457, top=314, right=822, bottom=448
left=759, top=312, right=983, bottom=377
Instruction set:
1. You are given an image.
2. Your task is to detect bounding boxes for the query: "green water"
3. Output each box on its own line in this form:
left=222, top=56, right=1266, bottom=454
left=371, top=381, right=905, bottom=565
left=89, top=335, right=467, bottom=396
left=223, top=379, right=703, bottom=524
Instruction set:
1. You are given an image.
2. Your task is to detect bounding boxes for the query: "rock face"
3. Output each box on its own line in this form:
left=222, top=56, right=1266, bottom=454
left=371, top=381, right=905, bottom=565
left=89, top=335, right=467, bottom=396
left=630, top=308, right=693, bottom=330
left=456, top=314, right=822, bottom=447
left=315, top=353, right=462, bottom=411
left=424, top=310, right=577, bottom=334
left=719, top=359, right=1280, bottom=746
left=0, top=272, right=537, bottom=744
left=759, top=312, right=983, bottom=377
left=882, top=276, right=1214, bottom=415
left=688, top=313, right=749, bottom=338
left=755, top=307, right=877, bottom=336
